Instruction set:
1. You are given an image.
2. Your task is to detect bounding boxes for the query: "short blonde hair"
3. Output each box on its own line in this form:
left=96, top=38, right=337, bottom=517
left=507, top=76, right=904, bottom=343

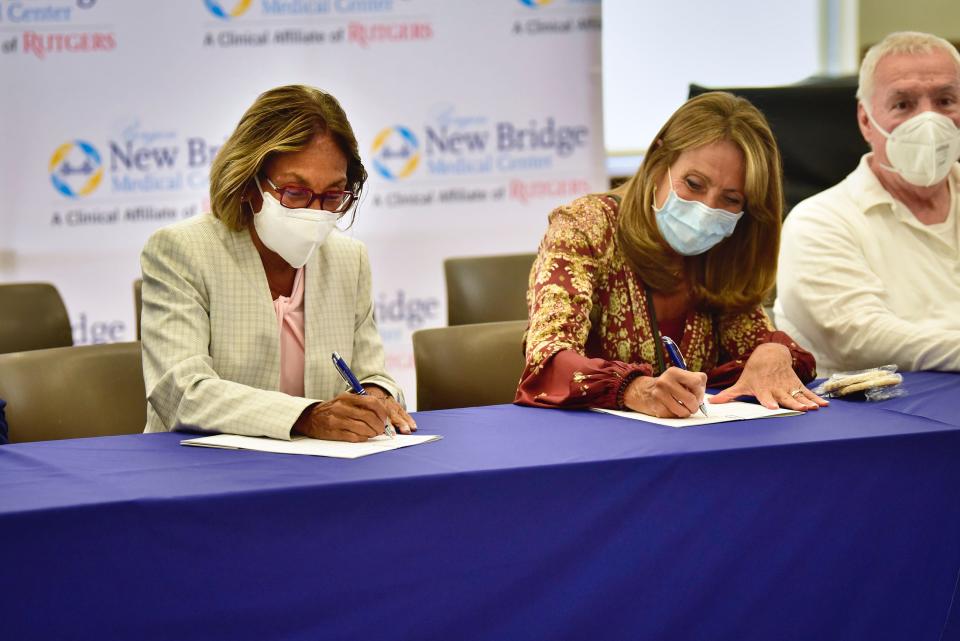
left=858, top=31, right=960, bottom=105
left=209, top=85, right=367, bottom=231
left=616, top=92, right=783, bottom=313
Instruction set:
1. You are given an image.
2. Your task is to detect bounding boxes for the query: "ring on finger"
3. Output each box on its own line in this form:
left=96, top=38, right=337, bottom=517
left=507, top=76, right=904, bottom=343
left=789, top=388, right=804, bottom=398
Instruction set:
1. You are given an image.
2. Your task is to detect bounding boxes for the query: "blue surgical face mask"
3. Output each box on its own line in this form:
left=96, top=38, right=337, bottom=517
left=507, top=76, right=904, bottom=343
left=652, top=169, right=743, bottom=256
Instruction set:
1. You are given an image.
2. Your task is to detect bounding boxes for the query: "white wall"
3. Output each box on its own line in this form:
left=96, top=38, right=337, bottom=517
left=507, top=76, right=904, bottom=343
left=860, top=0, right=960, bottom=48
left=602, top=0, right=822, bottom=155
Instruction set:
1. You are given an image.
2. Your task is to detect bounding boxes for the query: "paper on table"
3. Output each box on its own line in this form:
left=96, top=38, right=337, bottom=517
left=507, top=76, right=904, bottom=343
left=180, top=433, right=442, bottom=459
left=592, top=395, right=802, bottom=428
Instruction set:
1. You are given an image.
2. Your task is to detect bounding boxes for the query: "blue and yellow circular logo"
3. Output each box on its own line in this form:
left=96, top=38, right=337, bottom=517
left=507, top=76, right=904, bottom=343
left=519, top=0, right=554, bottom=7
left=204, top=0, right=252, bottom=20
left=371, top=126, right=421, bottom=181
left=49, top=140, right=103, bottom=198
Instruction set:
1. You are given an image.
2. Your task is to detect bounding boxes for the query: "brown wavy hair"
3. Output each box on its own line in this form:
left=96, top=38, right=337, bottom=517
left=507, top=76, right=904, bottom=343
left=209, top=85, right=367, bottom=231
left=615, top=91, right=783, bottom=312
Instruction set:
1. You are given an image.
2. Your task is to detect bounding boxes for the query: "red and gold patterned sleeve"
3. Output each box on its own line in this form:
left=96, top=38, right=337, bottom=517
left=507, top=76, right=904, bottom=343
left=515, top=197, right=651, bottom=409
left=707, top=306, right=817, bottom=388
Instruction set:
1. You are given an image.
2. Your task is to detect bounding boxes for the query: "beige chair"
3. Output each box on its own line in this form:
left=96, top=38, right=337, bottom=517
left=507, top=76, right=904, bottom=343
left=444, top=253, right=536, bottom=325
left=0, top=342, right=146, bottom=443
left=0, top=282, right=73, bottom=354
left=412, top=320, right=527, bottom=411
left=134, top=278, right=143, bottom=340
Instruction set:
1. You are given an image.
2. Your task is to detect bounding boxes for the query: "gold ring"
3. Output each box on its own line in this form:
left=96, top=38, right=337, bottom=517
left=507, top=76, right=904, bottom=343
left=790, top=388, right=804, bottom=397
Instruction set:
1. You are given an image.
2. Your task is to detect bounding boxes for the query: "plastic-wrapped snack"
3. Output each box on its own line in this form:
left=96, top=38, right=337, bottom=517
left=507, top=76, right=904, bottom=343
left=812, top=365, right=906, bottom=401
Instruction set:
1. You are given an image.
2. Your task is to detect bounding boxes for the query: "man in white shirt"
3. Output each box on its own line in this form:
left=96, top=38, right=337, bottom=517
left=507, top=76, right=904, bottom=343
left=775, top=31, right=960, bottom=374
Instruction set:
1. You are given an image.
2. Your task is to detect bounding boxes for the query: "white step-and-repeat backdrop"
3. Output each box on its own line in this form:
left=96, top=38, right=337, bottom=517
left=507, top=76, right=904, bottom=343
left=0, top=0, right=605, bottom=408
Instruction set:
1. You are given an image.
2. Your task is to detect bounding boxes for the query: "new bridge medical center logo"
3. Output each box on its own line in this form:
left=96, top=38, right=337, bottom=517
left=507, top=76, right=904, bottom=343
left=203, top=0, right=252, bottom=20
left=371, top=126, right=421, bottom=181
left=49, top=140, right=103, bottom=198
left=518, top=0, right=554, bottom=6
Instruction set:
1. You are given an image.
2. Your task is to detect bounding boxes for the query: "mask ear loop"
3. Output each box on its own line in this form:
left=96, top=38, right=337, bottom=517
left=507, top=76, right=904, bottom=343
left=244, top=176, right=264, bottom=217
left=652, top=167, right=674, bottom=213
left=863, top=105, right=903, bottom=175
left=863, top=104, right=893, bottom=137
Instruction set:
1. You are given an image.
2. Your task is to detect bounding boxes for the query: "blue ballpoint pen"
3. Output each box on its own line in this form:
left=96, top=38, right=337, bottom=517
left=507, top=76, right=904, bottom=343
left=660, top=336, right=709, bottom=417
left=331, top=351, right=396, bottom=438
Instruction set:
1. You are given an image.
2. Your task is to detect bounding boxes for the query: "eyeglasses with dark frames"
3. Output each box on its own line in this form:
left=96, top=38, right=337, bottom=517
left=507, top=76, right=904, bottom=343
left=262, top=175, right=357, bottom=214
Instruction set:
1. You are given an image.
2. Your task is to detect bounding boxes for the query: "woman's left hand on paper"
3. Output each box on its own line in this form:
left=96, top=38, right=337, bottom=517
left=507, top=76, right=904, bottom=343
left=710, top=343, right=828, bottom=411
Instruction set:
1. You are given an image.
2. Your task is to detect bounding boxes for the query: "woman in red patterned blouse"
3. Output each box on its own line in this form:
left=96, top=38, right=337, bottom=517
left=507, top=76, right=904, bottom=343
left=516, top=92, right=827, bottom=418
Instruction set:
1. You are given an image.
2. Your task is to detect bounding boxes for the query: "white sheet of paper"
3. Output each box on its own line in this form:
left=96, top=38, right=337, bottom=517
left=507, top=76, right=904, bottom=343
left=180, top=433, right=442, bottom=459
left=592, top=396, right=801, bottom=428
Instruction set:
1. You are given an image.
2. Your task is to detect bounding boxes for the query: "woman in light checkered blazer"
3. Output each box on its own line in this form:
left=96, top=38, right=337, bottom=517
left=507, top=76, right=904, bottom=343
left=140, top=85, right=415, bottom=442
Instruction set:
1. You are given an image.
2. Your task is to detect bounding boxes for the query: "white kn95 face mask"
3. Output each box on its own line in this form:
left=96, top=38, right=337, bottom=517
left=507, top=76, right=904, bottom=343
left=252, top=176, right=339, bottom=268
left=866, top=108, right=960, bottom=187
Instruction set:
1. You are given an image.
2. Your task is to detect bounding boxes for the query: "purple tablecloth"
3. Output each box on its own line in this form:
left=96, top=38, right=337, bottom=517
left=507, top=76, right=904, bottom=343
left=1, top=371, right=958, bottom=641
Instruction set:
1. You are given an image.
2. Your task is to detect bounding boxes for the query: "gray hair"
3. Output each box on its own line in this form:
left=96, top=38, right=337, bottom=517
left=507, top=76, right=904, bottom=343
left=857, top=31, right=960, bottom=106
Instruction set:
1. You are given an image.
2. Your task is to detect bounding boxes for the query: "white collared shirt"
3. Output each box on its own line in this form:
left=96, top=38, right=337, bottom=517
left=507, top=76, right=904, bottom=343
left=774, top=154, right=960, bottom=374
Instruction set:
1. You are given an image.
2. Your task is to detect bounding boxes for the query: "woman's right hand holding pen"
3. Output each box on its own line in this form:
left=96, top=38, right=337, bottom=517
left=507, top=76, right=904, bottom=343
left=623, top=368, right=708, bottom=418
left=293, top=393, right=393, bottom=442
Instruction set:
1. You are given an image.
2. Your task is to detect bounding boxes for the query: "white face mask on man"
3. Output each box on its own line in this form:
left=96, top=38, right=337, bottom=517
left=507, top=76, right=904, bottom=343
left=865, top=108, right=960, bottom=187
left=251, top=176, right=339, bottom=268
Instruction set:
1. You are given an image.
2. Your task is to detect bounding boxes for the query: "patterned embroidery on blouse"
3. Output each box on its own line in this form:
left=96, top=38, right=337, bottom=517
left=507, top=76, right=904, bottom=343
left=526, top=194, right=779, bottom=375
left=572, top=370, right=592, bottom=396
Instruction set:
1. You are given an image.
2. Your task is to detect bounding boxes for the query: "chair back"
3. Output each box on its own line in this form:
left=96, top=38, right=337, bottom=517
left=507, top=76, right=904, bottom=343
left=0, top=282, right=73, bottom=354
left=689, top=79, right=866, bottom=213
left=413, top=320, right=527, bottom=411
left=444, top=253, right=536, bottom=325
left=0, top=342, right=146, bottom=443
